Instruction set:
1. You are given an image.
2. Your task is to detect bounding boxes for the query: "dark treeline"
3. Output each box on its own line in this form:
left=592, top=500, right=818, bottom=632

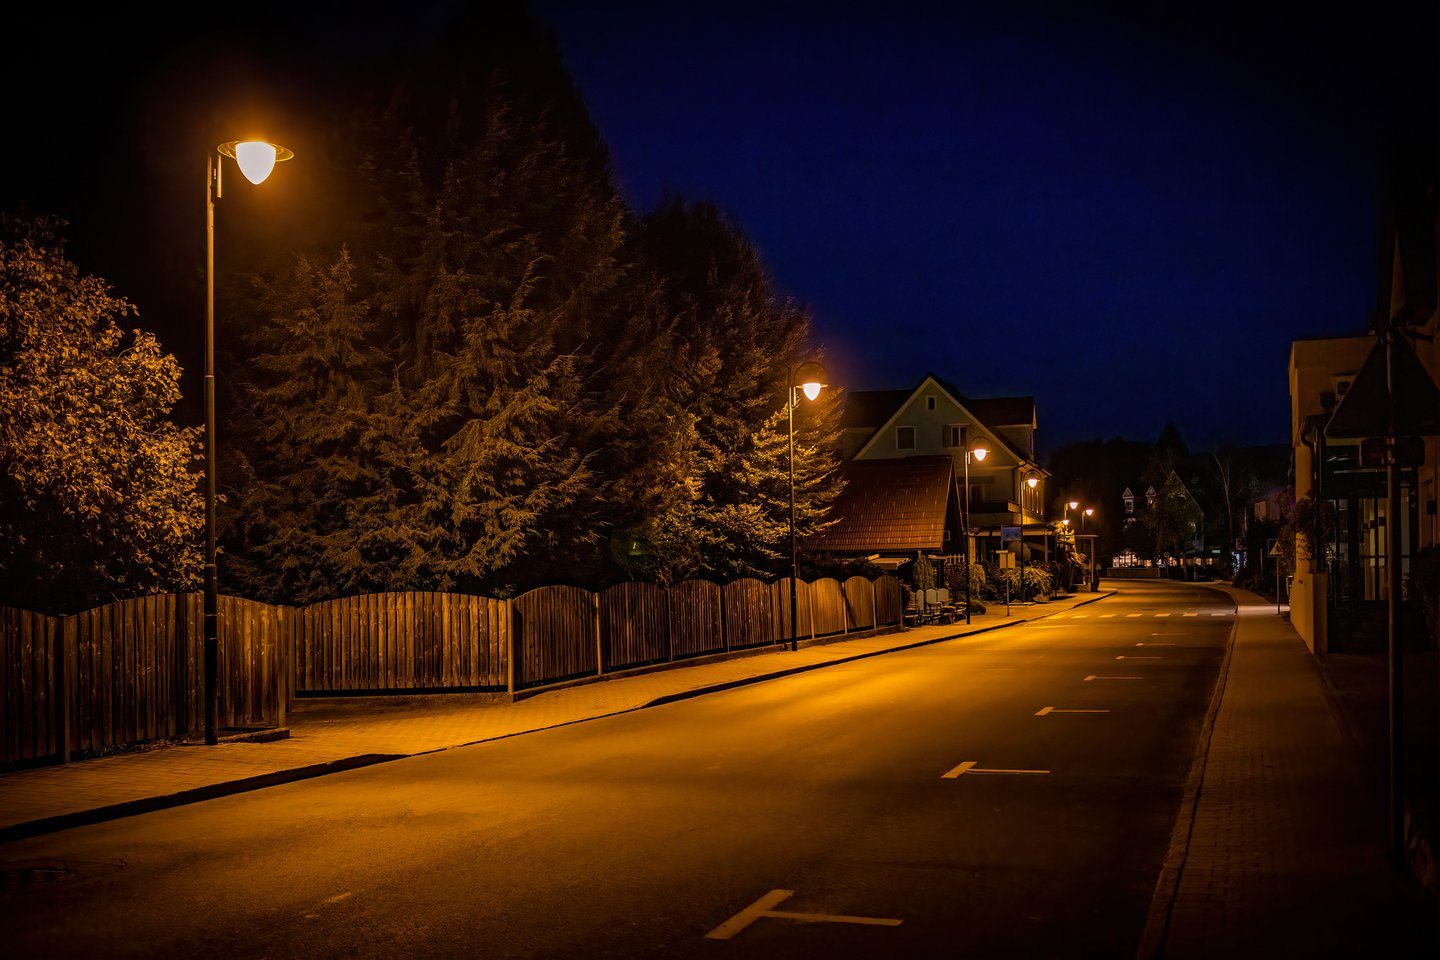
left=221, top=2, right=844, bottom=604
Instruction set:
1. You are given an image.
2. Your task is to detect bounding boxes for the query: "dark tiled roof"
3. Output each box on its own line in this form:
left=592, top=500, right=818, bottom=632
left=841, top=390, right=912, bottom=429
left=807, top=456, right=954, bottom=554
left=966, top=396, right=1034, bottom=428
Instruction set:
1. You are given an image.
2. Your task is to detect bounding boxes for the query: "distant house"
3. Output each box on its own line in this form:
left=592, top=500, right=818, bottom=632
left=1114, top=471, right=1205, bottom=570
left=807, top=373, right=1049, bottom=567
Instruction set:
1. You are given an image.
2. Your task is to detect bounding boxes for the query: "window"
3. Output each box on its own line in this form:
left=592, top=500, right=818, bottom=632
left=941, top=424, right=965, bottom=448
left=926, top=396, right=936, bottom=410
left=897, top=426, right=916, bottom=450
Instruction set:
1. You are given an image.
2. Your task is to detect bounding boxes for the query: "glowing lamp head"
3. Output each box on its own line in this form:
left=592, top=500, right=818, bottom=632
left=1068, top=499, right=1079, bottom=510
left=1085, top=507, right=1094, bottom=517
left=218, top=140, right=295, bottom=185
left=1062, top=518, right=1070, bottom=526
left=800, top=381, right=822, bottom=401
left=970, top=441, right=988, bottom=462
left=1026, top=476, right=1039, bottom=489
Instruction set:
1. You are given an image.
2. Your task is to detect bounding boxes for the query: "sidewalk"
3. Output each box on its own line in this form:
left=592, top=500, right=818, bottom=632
left=4, top=581, right=1435, bottom=957
left=0, top=590, right=1111, bottom=843
left=1143, top=584, right=1439, bottom=959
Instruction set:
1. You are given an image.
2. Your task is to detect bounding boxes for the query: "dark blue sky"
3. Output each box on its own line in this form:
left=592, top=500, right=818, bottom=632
left=6, top=1, right=1435, bottom=459
left=531, top=0, right=1436, bottom=456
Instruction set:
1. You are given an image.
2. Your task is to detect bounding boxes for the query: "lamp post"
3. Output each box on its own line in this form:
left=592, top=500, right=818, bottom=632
left=1023, top=474, right=1039, bottom=603
left=963, top=438, right=989, bottom=624
left=204, top=139, right=293, bottom=745
left=787, top=361, right=826, bottom=652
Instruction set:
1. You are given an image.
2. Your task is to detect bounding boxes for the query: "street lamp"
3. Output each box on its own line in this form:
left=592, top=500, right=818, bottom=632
left=787, top=361, right=826, bottom=652
left=1022, top=473, right=1040, bottom=602
left=204, top=138, right=293, bottom=745
left=963, top=438, right=989, bottom=624
left=1083, top=506, right=1094, bottom=534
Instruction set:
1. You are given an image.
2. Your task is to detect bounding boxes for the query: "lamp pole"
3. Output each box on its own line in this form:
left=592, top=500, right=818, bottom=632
left=787, top=362, right=826, bottom=652
left=1022, top=474, right=1039, bottom=603
left=204, top=139, right=292, bottom=745
left=963, top=439, right=988, bottom=624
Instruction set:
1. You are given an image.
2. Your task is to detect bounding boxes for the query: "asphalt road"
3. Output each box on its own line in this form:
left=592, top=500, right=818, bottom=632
left=1, top=580, right=1233, bottom=958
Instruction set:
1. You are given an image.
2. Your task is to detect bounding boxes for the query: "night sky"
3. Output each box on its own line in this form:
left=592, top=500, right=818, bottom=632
left=6, top=1, right=1436, bottom=459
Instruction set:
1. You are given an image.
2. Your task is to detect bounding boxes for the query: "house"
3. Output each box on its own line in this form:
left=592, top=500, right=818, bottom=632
left=1287, top=144, right=1439, bottom=654
left=1112, top=472, right=1206, bottom=574
left=807, top=373, right=1049, bottom=568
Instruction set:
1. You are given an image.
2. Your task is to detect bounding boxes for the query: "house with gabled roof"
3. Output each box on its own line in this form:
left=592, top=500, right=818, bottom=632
left=807, top=373, right=1050, bottom=566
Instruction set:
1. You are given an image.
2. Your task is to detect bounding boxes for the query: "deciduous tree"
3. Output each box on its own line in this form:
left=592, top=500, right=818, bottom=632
left=0, top=214, right=202, bottom=612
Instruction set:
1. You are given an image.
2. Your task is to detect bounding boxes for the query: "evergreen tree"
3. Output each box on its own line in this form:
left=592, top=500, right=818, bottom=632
left=630, top=199, right=844, bottom=582
left=228, top=249, right=392, bottom=604
left=0, top=214, right=202, bottom=612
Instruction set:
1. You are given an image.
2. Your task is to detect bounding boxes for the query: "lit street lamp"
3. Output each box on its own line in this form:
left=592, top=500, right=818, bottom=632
left=1083, top=506, right=1094, bottom=534
left=787, top=361, right=826, bottom=652
left=1021, top=473, right=1040, bottom=602
left=963, top=438, right=989, bottom=624
left=204, top=139, right=293, bottom=745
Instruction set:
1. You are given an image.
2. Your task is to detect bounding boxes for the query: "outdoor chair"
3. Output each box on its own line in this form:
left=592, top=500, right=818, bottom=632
left=925, top=588, right=956, bottom=624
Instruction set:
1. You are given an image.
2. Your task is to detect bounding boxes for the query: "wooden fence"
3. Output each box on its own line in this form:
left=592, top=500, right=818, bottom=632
left=1, top=594, right=287, bottom=766
left=3, top=575, right=901, bottom=765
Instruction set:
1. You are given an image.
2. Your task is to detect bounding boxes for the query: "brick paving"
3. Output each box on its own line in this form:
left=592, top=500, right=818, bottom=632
left=0, top=593, right=1108, bottom=840
left=5, top=581, right=1436, bottom=956
left=1150, top=586, right=1439, bottom=959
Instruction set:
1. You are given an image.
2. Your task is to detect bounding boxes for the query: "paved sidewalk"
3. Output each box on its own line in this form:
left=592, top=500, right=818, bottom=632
left=1143, top=585, right=1439, bottom=959
left=0, top=590, right=1111, bottom=842
left=7, top=580, right=1435, bottom=957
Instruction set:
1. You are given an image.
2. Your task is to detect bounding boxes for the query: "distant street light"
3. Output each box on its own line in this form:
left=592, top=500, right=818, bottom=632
left=204, top=139, right=293, bottom=745
left=1083, top=506, right=1094, bottom=534
left=787, top=361, right=826, bottom=652
left=963, top=438, right=989, bottom=624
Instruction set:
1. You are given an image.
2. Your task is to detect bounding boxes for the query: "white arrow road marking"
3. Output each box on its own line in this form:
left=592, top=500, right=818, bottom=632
left=1035, top=706, right=1110, bottom=716
left=942, top=760, right=1051, bottom=778
left=1084, top=675, right=1143, bottom=681
left=1115, top=655, right=1162, bottom=660
left=706, top=890, right=903, bottom=940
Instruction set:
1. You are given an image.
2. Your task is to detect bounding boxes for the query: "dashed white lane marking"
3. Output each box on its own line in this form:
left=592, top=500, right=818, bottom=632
left=1154, top=613, right=1171, bottom=618
left=1182, top=612, right=1199, bottom=617
left=1036, top=706, right=1110, bottom=716
left=1084, top=674, right=1143, bottom=681
left=1116, top=655, right=1162, bottom=660
left=706, top=889, right=903, bottom=940
left=1099, top=614, right=1116, bottom=618
left=1137, top=642, right=1175, bottom=646
left=942, top=760, right=1051, bottom=778
left=1125, top=613, right=1143, bottom=618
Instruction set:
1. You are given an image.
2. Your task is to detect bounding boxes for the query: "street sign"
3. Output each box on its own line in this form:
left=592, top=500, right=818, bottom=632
left=1268, top=539, right=1281, bottom=558
left=999, top=553, right=1017, bottom=569
left=1001, top=525, right=1021, bottom=543
left=1359, top=435, right=1425, bottom=468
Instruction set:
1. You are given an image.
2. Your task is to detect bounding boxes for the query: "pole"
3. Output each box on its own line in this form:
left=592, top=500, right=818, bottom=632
left=963, top=451, right=972, bottom=624
left=203, top=154, right=219, bottom=745
left=1385, top=326, right=1405, bottom=866
left=788, top=382, right=799, bottom=653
